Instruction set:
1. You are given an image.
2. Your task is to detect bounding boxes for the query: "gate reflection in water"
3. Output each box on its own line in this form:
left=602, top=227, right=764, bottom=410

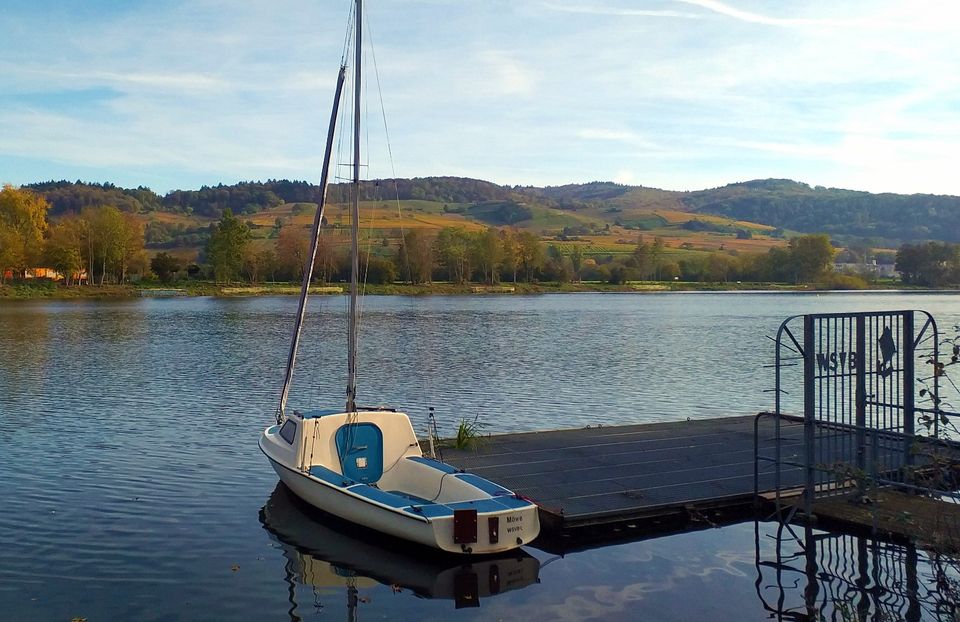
left=259, top=484, right=541, bottom=618
left=754, top=520, right=959, bottom=621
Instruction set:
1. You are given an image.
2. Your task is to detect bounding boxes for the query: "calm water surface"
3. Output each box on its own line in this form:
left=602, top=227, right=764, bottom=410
left=1, top=292, right=958, bottom=620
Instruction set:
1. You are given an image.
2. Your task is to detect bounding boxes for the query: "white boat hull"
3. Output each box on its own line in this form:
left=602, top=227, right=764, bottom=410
left=260, top=410, right=540, bottom=554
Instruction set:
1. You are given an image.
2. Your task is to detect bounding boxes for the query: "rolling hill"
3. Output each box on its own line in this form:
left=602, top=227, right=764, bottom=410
left=22, top=176, right=960, bottom=260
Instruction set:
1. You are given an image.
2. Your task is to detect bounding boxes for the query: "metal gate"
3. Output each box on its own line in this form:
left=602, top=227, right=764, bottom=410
left=758, top=310, right=953, bottom=515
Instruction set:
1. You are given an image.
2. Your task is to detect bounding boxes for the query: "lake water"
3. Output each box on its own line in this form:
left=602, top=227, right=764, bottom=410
left=1, top=292, right=958, bottom=620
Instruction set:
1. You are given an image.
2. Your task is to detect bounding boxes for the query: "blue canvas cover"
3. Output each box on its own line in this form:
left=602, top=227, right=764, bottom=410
left=335, top=423, right=384, bottom=483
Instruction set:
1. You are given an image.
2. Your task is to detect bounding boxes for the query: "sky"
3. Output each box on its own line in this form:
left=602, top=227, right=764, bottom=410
left=2, top=0, right=960, bottom=195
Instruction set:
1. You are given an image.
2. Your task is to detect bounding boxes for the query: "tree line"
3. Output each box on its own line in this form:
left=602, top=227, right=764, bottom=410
left=25, top=178, right=517, bottom=221
left=0, top=185, right=146, bottom=285
left=196, top=208, right=841, bottom=288
left=895, top=242, right=960, bottom=287
left=194, top=210, right=550, bottom=286
left=4, top=183, right=958, bottom=289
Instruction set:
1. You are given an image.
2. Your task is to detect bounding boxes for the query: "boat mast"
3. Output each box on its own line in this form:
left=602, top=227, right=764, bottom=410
left=277, top=66, right=347, bottom=425
left=346, top=0, right=362, bottom=413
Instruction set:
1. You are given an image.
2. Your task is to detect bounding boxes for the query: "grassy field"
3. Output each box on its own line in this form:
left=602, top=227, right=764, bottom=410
left=129, top=195, right=791, bottom=263
left=246, top=201, right=486, bottom=233
left=3, top=277, right=936, bottom=300
left=549, top=230, right=786, bottom=257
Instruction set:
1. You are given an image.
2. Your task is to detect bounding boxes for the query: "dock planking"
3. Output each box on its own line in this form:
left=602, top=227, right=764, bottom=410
left=441, top=414, right=806, bottom=537
left=441, top=413, right=957, bottom=548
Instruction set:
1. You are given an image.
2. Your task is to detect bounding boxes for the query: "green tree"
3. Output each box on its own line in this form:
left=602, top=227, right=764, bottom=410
left=896, top=242, right=959, bottom=286
left=660, top=261, right=680, bottom=280
left=630, top=235, right=651, bottom=278
left=650, top=237, right=665, bottom=280
left=364, top=255, right=397, bottom=284
left=543, top=246, right=573, bottom=283
left=569, top=244, right=584, bottom=283
left=206, top=209, right=251, bottom=282
left=608, top=263, right=628, bottom=284
left=151, top=252, right=183, bottom=284
left=788, top=234, right=834, bottom=283
left=705, top=253, right=737, bottom=282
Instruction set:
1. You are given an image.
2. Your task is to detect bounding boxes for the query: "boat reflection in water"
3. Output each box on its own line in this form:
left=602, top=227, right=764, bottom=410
left=260, top=484, right=541, bottom=616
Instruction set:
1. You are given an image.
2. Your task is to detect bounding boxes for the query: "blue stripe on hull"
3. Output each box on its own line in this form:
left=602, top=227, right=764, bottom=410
left=262, top=443, right=535, bottom=522
left=406, top=456, right=460, bottom=474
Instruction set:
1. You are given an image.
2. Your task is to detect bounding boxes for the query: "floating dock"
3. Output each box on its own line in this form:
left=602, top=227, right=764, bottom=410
left=442, top=414, right=804, bottom=548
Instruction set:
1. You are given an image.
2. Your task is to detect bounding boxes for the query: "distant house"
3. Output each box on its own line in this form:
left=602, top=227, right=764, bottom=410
left=2, top=267, right=89, bottom=284
left=833, top=260, right=898, bottom=278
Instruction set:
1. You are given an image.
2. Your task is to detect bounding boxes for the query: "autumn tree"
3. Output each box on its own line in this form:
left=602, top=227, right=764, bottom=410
left=116, top=213, right=147, bottom=283
left=206, top=209, right=251, bottom=282
left=473, top=228, right=503, bottom=285
left=435, top=228, right=472, bottom=284
left=0, top=226, right=23, bottom=284
left=243, top=248, right=277, bottom=284
left=0, top=184, right=50, bottom=278
left=314, top=234, right=338, bottom=283
left=275, top=225, right=309, bottom=281
left=516, top=232, right=544, bottom=282
left=44, top=216, right=84, bottom=285
left=82, top=205, right=125, bottom=285
left=500, top=229, right=519, bottom=283
left=397, top=230, right=434, bottom=284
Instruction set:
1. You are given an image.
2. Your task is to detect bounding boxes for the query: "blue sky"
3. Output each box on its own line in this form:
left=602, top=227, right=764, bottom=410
left=2, top=0, right=959, bottom=195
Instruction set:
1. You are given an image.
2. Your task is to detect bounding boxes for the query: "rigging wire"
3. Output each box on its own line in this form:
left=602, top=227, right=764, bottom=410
left=364, top=2, right=435, bottom=430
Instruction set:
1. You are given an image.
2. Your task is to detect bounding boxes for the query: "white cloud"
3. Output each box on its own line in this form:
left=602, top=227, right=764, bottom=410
left=541, top=1, right=703, bottom=19
left=672, top=0, right=831, bottom=27
left=2, top=0, right=960, bottom=195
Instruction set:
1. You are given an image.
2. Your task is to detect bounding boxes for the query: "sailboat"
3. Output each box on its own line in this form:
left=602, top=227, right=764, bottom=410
left=259, top=0, right=540, bottom=554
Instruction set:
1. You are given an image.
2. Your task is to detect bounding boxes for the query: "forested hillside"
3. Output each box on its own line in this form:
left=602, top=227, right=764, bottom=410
left=22, top=176, right=960, bottom=243
left=681, top=179, right=960, bottom=243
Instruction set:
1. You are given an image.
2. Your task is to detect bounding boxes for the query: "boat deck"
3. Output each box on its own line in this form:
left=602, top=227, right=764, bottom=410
left=441, top=414, right=800, bottom=541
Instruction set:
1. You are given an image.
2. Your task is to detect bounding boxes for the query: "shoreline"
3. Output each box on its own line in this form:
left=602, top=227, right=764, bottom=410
left=1, top=280, right=954, bottom=300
